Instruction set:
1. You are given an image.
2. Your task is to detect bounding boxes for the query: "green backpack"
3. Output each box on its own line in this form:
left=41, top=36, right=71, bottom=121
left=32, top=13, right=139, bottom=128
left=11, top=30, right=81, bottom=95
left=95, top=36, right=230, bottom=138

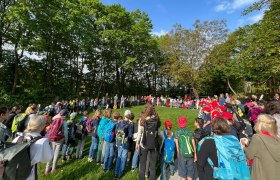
left=177, top=128, right=194, bottom=158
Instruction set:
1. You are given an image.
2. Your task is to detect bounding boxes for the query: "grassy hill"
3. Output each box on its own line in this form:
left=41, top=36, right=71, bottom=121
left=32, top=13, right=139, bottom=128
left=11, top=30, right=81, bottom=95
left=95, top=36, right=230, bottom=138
left=39, top=105, right=198, bottom=180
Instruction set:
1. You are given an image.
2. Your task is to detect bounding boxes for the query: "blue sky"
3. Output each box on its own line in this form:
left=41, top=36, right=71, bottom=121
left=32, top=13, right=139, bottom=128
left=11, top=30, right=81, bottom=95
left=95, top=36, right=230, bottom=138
left=100, top=0, right=265, bottom=35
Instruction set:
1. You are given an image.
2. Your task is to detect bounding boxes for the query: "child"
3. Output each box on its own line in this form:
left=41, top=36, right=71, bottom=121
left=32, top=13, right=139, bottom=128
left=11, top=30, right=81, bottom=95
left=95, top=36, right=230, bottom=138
left=193, top=118, right=210, bottom=145
left=62, top=112, right=77, bottom=162
left=175, top=116, right=197, bottom=180
left=76, top=110, right=89, bottom=159
left=114, top=110, right=133, bottom=179
left=103, top=112, right=119, bottom=171
left=97, top=108, right=112, bottom=164
left=160, top=120, right=175, bottom=180
left=127, top=112, right=135, bottom=163
left=87, top=109, right=101, bottom=162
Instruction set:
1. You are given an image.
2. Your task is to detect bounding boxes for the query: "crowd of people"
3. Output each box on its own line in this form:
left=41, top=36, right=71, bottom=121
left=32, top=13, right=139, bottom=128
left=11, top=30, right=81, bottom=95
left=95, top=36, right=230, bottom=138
left=0, top=92, right=280, bottom=180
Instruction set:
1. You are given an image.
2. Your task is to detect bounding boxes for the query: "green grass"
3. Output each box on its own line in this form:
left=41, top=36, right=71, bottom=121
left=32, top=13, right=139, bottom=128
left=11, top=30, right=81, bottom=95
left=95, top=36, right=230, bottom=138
left=39, top=105, right=198, bottom=180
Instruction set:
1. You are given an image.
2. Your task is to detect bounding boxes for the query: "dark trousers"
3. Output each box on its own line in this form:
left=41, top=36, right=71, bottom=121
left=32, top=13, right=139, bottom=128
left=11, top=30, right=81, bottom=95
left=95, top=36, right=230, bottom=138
left=139, top=147, right=158, bottom=180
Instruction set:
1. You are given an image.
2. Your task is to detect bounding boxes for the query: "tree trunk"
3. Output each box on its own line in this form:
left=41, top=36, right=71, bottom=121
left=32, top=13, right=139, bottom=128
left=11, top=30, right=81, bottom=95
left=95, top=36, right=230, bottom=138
left=12, top=44, right=23, bottom=95
left=227, top=78, right=237, bottom=95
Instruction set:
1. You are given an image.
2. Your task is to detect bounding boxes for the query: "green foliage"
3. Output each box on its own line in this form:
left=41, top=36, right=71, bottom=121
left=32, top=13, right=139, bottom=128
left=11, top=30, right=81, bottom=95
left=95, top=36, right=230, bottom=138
left=159, top=20, right=228, bottom=97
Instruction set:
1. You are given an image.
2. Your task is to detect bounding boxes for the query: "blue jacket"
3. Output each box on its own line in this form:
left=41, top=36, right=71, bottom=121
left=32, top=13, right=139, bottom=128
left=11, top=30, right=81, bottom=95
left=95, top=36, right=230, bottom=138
left=97, top=117, right=111, bottom=139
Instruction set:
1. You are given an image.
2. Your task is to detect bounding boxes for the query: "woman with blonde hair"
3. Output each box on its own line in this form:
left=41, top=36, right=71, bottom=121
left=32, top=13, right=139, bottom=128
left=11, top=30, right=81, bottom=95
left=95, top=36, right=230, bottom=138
left=13, top=115, right=53, bottom=180
left=242, top=114, right=280, bottom=180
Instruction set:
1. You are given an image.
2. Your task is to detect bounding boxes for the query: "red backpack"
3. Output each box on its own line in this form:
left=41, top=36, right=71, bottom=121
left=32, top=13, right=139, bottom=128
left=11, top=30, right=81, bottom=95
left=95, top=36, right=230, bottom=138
left=47, top=118, right=64, bottom=141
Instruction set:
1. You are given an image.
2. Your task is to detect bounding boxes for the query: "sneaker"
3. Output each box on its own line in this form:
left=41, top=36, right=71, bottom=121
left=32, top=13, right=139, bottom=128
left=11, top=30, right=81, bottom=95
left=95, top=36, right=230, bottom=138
left=131, top=168, right=135, bottom=172
left=114, top=175, right=119, bottom=180
left=88, top=158, right=93, bottom=162
left=51, top=168, right=58, bottom=173
left=145, top=174, right=149, bottom=178
left=44, top=170, right=50, bottom=175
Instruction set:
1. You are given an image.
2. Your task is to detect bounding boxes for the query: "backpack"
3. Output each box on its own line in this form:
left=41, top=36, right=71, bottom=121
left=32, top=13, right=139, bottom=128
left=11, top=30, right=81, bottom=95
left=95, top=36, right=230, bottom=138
left=198, top=135, right=251, bottom=180
left=103, top=121, right=118, bottom=142
left=163, top=131, right=175, bottom=164
left=75, top=121, right=86, bottom=140
left=142, top=119, right=158, bottom=149
left=177, top=128, right=194, bottom=158
left=0, top=135, right=42, bottom=180
left=11, top=113, right=28, bottom=133
left=47, top=118, right=64, bottom=141
left=133, top=121, right=139, bottom=141
left=116, top=122, right=129, bottom=145
left=86, top=118, right=99, bottom=137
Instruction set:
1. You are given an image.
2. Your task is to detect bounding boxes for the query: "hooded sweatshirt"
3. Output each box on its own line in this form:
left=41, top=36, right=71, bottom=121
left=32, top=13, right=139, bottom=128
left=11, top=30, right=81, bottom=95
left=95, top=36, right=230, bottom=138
left=97, top=117, right=111, bottom=139
left=245, top=134, right=280, bottom=180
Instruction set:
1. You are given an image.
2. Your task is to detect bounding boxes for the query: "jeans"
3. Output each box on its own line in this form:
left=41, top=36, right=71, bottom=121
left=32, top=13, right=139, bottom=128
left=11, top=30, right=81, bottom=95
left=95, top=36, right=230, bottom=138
left=89, top=136, right=99, bottom=159
left=115, top=145, right=128, bottom=177
left=46, top=140, right=63, bottom=171
left=96, top=138, right=105, bottom=163
left=103, top=141, right=115, bottom=170
left=76, top=137, right=86, bottom=159
left=131, top=149, right=139, bottom=169
left=62, top=143, right=75, bottom=159
left=161, top=156, right=175, bottom=180
left=139, top=147, right=158, bottom=180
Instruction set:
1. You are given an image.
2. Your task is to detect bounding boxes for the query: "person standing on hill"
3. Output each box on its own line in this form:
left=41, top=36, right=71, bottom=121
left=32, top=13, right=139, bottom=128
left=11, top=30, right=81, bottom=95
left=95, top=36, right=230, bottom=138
left=136, top=104, right=161, bottom=180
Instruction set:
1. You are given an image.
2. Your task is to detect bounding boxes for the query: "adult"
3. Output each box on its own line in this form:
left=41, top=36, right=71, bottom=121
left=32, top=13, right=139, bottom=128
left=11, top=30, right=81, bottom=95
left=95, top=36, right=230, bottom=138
left=242, top=114, right=280, bottom=180
left=3, top=105, right=21, bottom=140
left=120, top=95, right=125, bottom=109
left=218, top=93, right=225, bottom=106
left=13, top=115, right=53, bottom=180
left=0, top=106, right=10, bottom=142
left=136, top=104, right=161, bottom=180
left=114, top=94, right=118, bottom=106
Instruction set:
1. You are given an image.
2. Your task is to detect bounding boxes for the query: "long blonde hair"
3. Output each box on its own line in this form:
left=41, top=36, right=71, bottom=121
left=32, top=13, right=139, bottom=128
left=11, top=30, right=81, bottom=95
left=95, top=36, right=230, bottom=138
left=25, top=115, right=47, bottom=133
left=254, top=114, right=277, bottom=136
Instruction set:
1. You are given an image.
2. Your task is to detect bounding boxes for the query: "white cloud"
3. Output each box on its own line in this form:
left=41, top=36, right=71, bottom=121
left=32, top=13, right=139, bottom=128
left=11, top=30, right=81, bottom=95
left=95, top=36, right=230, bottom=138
left=214, top=0, right=257, bottom=12
left=232, top=0, right=256, bottom=9
left=236, top=11, right=265, bottom=28
left=248, top=12, right=264, bottom=23
left=151, top=29, right=168, bottom=37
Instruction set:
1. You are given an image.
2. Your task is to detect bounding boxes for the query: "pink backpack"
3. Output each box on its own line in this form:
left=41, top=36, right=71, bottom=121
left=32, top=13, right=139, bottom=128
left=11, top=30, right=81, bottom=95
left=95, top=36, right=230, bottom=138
left=47, top=118, right=64, bottom=141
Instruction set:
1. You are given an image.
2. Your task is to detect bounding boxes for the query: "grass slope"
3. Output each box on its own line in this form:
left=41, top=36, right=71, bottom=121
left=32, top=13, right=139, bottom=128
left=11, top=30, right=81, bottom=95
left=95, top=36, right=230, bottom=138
left=39, top=105, right=198, bottom=180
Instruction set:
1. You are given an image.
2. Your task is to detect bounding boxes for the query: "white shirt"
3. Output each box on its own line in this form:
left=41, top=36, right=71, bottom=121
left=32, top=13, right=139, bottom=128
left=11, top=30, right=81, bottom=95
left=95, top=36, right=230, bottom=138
left=13, top=132, right=53, bottom=180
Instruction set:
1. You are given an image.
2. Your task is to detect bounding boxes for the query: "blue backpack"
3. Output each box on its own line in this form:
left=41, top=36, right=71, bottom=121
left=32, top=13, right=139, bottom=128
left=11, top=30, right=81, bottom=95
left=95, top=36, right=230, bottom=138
left=163, top=131, right=175, bottom=163
left=103, top=121, right=118, bottom=142
left=198, top=135, right=251, bottom=180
